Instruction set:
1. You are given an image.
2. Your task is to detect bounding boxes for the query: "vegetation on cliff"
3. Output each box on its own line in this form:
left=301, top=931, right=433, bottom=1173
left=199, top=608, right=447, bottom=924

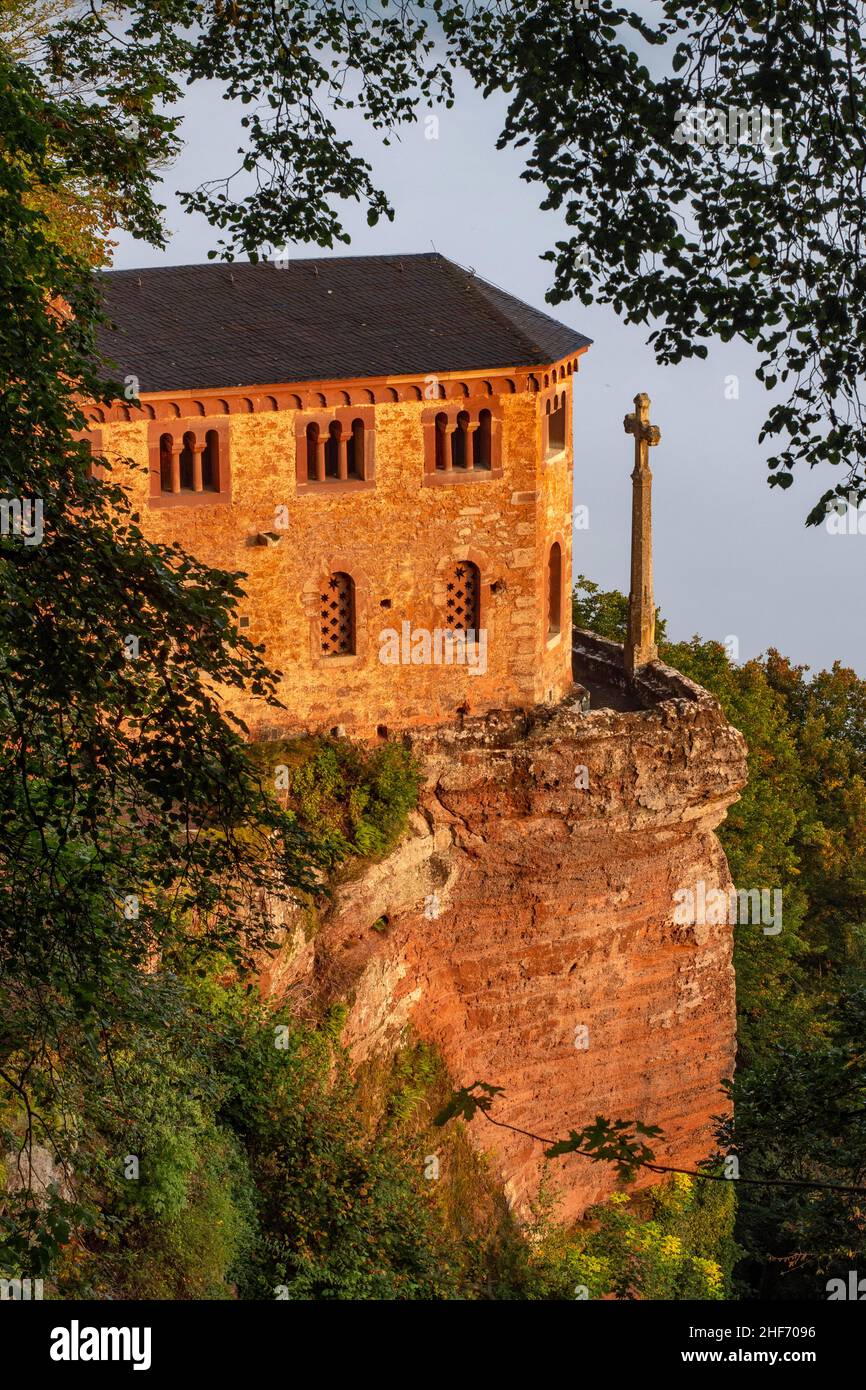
left=574, top=576, right=866, bottom=1300
left=251, top=737, right=423, bottom=874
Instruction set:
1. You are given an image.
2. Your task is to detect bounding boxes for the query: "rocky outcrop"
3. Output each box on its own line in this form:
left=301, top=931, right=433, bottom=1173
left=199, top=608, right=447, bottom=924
left=268, top=634, right=748, bottom=1221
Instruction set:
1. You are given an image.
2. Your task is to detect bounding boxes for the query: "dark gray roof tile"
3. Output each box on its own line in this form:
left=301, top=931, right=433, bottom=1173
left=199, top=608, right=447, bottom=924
left=95, top=252, right=591, bottom=393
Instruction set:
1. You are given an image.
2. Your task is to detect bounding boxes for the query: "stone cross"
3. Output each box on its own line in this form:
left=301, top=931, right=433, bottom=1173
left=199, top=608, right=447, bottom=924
left=623, top=392, right=661, bottom=677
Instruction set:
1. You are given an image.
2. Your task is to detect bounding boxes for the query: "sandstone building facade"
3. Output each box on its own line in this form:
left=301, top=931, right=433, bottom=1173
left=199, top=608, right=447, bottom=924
left=90, top=253, right=591, bottom=738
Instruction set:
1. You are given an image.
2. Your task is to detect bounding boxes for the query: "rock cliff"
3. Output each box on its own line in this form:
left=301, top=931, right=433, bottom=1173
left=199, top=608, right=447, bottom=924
left=264, top=632, right=748, bottom=1220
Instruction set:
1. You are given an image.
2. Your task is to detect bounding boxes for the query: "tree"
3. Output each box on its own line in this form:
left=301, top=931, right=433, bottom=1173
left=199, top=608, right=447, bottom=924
left=573, top=580, right=866, bottom=1297
left=0, top=48, right=320, bottom=1272
left=32, top=0, right=866, bottom=519
left=443, top=1, right=866, bottom=522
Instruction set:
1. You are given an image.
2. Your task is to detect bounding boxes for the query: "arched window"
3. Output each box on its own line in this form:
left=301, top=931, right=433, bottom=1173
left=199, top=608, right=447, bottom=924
left=444, top=561, right=480, bottom=635
left=300, top=415, right=369, bottom=485
left=547, top=542, right=562, bottom=637
left=434, top=413, right=448, bottom=471
left=325, top=421, right=341, bottom=479
left=159, top=433, right=173, bottom=492
left=451, top=411, right=470, bottom=469
left=473, top=409, right=492, bottom=469
left=320, top=572, right=355, bottom=656
left=347, top=418, right=364, bottom=479
left=546, top=393, right=566, bottom=456
left=150, top=420, right=230, bottom=504
left=306, top=422, right=319, bottom=481
left=180, top=431, right=195, bottom=490
left=202, top=430, right=220, bottom=490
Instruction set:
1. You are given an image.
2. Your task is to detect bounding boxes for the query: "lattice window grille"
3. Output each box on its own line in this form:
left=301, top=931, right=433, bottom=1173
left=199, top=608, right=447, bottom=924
left=320, top=572, right=355, bottom=655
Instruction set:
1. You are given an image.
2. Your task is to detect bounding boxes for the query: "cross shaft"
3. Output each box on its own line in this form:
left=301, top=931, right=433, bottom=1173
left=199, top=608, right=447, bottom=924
left=622, top=393, right=661, bottom=678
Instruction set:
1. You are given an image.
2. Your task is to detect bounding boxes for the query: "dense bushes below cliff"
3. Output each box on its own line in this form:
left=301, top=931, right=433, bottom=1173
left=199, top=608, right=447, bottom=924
left=3, top=728, right=736, bottom=1301
left=36, top=974, right=735, bottom=1300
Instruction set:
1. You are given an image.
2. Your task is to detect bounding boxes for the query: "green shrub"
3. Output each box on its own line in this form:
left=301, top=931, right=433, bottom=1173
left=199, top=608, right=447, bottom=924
left=527, top=1173, right=737, bottom=1301
left=252, top=737, right=422, bottom=873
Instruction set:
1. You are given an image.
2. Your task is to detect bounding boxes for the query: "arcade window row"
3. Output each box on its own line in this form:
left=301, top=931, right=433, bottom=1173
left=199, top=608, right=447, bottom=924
left=146, top=396, right=568, bottom=503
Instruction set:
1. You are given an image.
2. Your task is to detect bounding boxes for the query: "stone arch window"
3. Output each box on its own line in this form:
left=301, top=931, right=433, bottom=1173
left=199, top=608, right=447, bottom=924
left=179, top=431, right=195, bottom=490
left=159, top=432, right=173, bottom=491
left=434, top=413, right=449, bottom=470
left=296, top=406, right=375, bottom=492
left=325, top=421, right=341, bottom=479
left=444, top=561, right=481, bottom=635
left=545, top=390, right=567, bottom=457
left=424, top=400, right=502, bottom=483
left=306, top=422, right=320, bottom=481
left=451, top=411, right=470, bottom=469
left=547, top=542, right=562, bottom=638
left=320, top=572, right=356, bottom=656
left=149, top=418, right=231, bottom=506
left=202, top=430, right=220, bottom=490
left=473, top=409, right=492, bottom=469
left=76, top=427, right=105, bottom=481
left=347, top=418, right=365, bottom=479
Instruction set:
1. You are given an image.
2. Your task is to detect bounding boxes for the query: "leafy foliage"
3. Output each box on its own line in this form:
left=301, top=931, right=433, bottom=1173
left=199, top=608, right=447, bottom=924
left=435, top=1082, right=664, bottom=1183
left=527, top=1174, right=737, bottom=1301
left=0, top=43, right=321, bottom=1273
left=668, top=638, right=866, bottom=1298
left=255, top=736, right=423, bottom=871
left=545, top=1118, right=664, bottom=1183
left=33, top=1, right=866, bottom=511
left=433, top=1081, right=504, bottom=1127
left=46, top=978, right=467, bottom=1301
left=439, top=0, right=866, bottom=517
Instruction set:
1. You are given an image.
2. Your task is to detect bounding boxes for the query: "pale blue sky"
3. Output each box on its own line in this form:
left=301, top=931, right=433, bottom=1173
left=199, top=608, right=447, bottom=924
left=111, top=71, right=865, bottom=677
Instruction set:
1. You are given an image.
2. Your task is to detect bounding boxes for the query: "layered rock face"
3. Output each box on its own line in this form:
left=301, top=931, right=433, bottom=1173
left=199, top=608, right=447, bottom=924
left=267, top=635, right=748, bottom=1220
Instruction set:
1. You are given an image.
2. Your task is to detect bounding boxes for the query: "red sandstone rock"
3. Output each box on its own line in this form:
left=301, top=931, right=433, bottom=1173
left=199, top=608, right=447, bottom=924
left=267, top=645, right=748, bottom=1221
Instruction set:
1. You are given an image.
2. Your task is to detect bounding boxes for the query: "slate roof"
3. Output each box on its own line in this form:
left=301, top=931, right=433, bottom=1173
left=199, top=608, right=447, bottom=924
left=95, top=252, right=591, bottom=394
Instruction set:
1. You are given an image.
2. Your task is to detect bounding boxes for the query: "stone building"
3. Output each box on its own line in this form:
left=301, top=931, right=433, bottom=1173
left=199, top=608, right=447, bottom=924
left=90, top=253, right=590, bottom=738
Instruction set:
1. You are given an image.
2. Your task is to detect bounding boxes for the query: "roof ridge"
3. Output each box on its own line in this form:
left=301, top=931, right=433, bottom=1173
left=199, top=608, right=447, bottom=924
left=100, top=251, right=446, bottom=278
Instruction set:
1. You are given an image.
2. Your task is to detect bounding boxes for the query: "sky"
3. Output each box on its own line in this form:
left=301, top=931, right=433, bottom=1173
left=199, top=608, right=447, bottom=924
left=111, top=68, right=866, bottom=679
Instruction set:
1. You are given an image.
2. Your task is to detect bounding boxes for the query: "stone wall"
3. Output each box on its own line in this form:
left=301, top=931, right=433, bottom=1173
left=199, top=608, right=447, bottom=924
left=96, top=363, right=578, bottom=739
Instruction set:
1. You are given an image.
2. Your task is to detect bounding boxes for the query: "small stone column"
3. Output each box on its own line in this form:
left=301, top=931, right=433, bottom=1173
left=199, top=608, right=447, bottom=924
left=464, top=421, right=477, bottom=469
left=170, top=443, right=182, bottom=494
